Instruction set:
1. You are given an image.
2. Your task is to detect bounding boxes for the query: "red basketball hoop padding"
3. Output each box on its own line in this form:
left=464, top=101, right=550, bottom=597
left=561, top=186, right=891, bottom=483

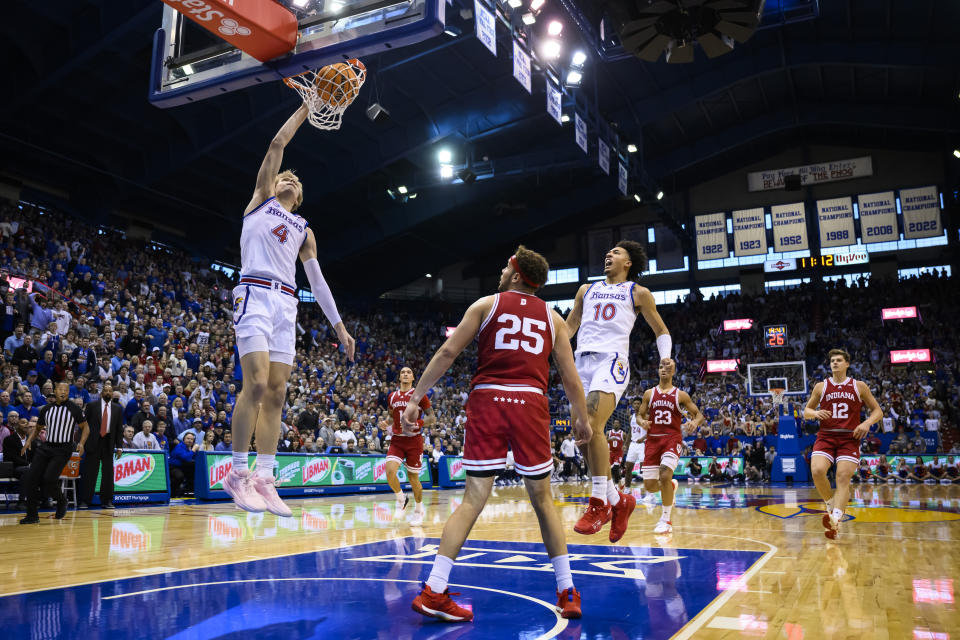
left=161, top=0, right=298, bottom=62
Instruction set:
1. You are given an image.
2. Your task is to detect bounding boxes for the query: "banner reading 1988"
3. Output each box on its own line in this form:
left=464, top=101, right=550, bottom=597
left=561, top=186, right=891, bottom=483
left=771, top=202, right=809, bottom=252
left=816, top=196, right=855, bottom=248
left=732, top=208, right=767, bottom=256
left=695, top=212, right=728, bottom=261
left=857, top=191, right=898, bottom=243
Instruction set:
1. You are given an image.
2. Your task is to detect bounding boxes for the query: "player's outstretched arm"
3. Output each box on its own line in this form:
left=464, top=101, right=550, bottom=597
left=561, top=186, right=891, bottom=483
left=299, top=228, right=354, bottom=361
left=245, top=104, right=309, bottom=214
left=679, top=391, right=705, bottom=434
left=803, top=382, right=829, bottom=421
left=550, top=310, right=589, bottom=445
left=402, top=297, right=492, bottom=427
left=853, top=382, right=883, bottom=439
left=564, top=284, right=589, bottom=337
left=634, top=286, right=671, bottom=360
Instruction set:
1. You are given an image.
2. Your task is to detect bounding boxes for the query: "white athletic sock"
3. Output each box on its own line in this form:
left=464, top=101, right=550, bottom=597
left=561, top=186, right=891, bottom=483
left=255, top=454, right=275, bottom=478
left=662, top=505, right=673, bottom=521
left=395, top=490, right=405, bottom=501
left=591, top=476, right=608, bottom=502
left=551, top=554, right=574, bottom=592
left=232, top=451, right=248, bottom=472
left=831, top=507, right=843, bottom=522
left=426, top=554, right=455, bottom=593
left=606, top=478, right=620, bottom=506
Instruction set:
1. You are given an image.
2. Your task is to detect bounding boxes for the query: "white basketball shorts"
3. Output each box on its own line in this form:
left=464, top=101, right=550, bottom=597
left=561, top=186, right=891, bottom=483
left=232, top=281, right=298, bottom=365
left=576, top=351, right=630, bottom=403
left=625, top=441, right=645, bottom=464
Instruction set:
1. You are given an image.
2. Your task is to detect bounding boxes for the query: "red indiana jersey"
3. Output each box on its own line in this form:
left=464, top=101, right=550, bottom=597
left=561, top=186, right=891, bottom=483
left=388, top=388, right=430, bottom=436
left=608, top=429, right=625, bottom=462
left=818, top=377, right=863, bottom=433
left=472, top=291, right=555, bottom=392
left=648, top=386, right=683, bottom=437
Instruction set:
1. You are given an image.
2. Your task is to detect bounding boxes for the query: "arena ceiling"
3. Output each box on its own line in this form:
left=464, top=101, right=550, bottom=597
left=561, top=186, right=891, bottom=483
left=1, top=0, right=958, bottom=296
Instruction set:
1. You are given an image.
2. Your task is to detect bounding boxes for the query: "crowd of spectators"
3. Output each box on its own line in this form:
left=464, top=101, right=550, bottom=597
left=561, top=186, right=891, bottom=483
left=0, top=198, right=956, bottom=500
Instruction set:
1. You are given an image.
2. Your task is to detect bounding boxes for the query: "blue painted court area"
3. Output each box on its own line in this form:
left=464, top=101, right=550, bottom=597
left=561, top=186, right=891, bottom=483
left=0, top=537, right=763, bottom=639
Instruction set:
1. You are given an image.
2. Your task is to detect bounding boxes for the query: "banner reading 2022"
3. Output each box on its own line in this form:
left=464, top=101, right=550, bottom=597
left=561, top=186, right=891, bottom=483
left=205, top=453, right=431, bottom=491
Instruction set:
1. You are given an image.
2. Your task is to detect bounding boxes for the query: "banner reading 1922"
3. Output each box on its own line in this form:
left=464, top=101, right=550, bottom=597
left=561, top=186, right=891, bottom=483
left=695, top=212, right=728, bottom=261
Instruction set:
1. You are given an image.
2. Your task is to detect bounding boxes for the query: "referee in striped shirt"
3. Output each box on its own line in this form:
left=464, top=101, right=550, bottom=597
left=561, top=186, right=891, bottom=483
left=20, top=382, right=88, bottom=524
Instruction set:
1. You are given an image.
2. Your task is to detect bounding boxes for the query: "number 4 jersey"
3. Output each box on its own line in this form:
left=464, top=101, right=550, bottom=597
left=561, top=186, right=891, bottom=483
left=240, top=196, right=309, bottom=285
left=818, top=377, right=862, bottom=433
left=472, top=291, right=555, bottom=392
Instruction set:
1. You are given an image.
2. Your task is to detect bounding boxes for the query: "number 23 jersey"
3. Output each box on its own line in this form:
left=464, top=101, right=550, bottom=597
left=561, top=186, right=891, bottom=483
left=240, top=197, right=308, bottom=285
left=472, top=291, right=555, bottom=392
left=818, top=377, right=862, bottom=433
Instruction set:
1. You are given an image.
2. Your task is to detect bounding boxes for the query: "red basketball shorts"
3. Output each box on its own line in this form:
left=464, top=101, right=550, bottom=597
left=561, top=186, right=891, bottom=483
left=463, top=386, right=552, bottom=477
left=641, top=433, right=684, bottom=480
left=386, top=434, right=424, bottom=473
left=610, top=449, right=624, bottom=466
left=812, top=430, right=860, bottom=466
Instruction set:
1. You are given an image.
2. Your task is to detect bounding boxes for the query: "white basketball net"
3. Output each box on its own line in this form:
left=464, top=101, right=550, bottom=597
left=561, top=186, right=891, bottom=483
left=771, top=388, right=786, bottom=406
left=283, top=60, right=366, bottom=131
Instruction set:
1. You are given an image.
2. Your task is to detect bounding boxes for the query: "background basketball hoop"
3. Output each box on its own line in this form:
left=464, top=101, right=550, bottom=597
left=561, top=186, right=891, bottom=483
left=770, top=387, right=786, bottom=408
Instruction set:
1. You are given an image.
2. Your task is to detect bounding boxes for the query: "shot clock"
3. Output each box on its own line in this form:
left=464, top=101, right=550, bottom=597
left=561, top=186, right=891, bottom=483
left=764, top=324, right=788, bottom=348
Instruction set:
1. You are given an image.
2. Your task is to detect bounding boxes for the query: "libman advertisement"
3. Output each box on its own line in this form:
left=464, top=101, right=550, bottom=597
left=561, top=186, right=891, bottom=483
left=108, top=516, right=168, bottom=557
left=446, top=456, right=466, bottom=482
left=95, top=450, right=170, bottom=502
left=629, top=456, right=744, bottom=478
left=204, top=453, right=430, bottom=492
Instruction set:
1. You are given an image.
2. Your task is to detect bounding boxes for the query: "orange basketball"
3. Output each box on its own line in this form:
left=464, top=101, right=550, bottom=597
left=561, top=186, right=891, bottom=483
left=314, top=59, right=365, bottom=108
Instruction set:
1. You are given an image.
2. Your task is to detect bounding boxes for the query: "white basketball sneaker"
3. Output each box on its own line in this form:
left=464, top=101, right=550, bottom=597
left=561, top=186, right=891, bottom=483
left=654, top=519, right=673, bottom=534
left=410, top=503, right=425, bottom=526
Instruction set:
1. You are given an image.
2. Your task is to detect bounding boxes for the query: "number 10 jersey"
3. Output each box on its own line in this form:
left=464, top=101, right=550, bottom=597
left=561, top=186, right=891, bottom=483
left=472, top=291, right=555, bottom=392
left=575, top=281, right=637, bottom=356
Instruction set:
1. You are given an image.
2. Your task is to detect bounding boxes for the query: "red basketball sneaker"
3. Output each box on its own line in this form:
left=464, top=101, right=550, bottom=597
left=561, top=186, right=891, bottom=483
left=556, top=587, right=582, bottom=619
left=608, top=491, right=636, bottom=543
left=573, top=498, right=612, bottom=535
left=822, top=512, right=839, bottom=539
left=412, top=585, right=474, bottom=622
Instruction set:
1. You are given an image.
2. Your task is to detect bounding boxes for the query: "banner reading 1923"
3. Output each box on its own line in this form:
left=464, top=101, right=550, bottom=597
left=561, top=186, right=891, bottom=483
left=732, top=208, right=767, bottom=256
left=695, top=213, right=728, bottom=261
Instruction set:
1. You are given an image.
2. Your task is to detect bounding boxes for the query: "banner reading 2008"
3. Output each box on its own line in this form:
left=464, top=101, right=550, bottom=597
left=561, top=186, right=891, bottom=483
left=857, top=191, right=898, bottom=243
left=732, top=208, right=766, bottom=256
left=695, top=212, right=728, bottom=261
left=771, top=202, right=809, bottom=252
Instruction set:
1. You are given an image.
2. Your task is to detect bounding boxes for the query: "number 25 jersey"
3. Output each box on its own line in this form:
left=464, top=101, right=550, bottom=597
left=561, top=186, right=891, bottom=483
left=472, top=291, right=555, bottom=392
left=240, top=197, right=309, bottom=285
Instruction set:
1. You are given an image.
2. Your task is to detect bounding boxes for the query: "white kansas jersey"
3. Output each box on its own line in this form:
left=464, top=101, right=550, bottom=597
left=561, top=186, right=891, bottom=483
left=630, top=413, right=647, bottom=443
left=576, top=280, right=637, bottom=355
left=240, top=197, right=308, bottom=286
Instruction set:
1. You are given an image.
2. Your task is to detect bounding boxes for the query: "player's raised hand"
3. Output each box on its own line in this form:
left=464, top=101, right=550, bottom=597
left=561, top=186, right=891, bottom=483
left=335, top=322, right=356, bottom=362
left=814, top=409, right=831, bottom=421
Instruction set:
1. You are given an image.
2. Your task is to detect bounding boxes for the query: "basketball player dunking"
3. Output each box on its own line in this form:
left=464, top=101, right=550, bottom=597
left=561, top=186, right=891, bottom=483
left=222, top=104, right=355, bottom=516
left=406, top=246, right=591, bottom=622
left=803, top=349, right=882, bottom=539
left=385, top=366, right=436, bottom=526
left=566, top=241, right=671, bottom=542
left=637, top=358, right=704, bottom=534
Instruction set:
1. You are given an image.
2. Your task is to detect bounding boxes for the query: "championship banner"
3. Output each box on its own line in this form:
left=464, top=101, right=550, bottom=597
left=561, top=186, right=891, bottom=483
left=816, top=197, right=855, bottom=248
left=474, top=0, right=497, bottom=56
left=732, top=208, right=767, bottom=256
left=574, top=113, right=588, bottom=153
left=598, top=139, right=610, bottom=175
left=857, top=190, right=898, bottom=243
left=900, top=185, right=942, bottom=239
left=95, top=451, right=170, bottom=504
left=771, top=202, right=809, bottom=252
left=695, top=212, right=728, bottom=261
left=618, top=162, right=628, bottom=196
left=512, top=39, right=532, bottom=94
left=747, top=156, right=873, bottom=192
left=546, top=82, right=562, bottom=125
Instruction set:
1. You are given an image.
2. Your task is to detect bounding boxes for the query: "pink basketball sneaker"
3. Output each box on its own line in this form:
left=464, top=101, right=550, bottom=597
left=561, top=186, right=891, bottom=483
left=222, top=468, right=267, bottom=513
left=252, top=474, right=293, bottom=517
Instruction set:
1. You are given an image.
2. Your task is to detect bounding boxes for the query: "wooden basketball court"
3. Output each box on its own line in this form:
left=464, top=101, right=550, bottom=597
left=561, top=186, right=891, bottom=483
left=1, top=482, right=957, bottom=638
